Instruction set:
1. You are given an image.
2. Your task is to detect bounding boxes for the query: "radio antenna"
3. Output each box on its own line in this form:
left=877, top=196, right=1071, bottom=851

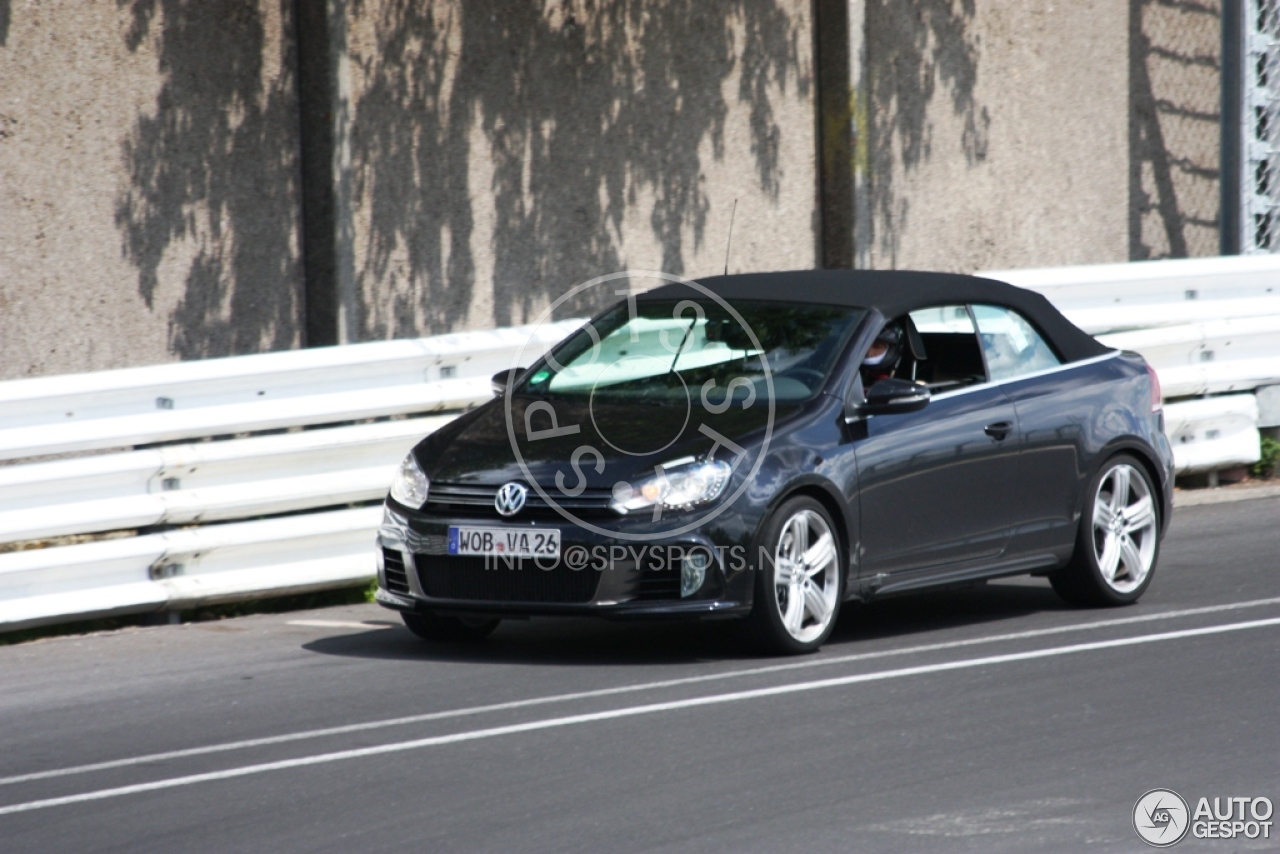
left=723, top=198, right=738, bottom=276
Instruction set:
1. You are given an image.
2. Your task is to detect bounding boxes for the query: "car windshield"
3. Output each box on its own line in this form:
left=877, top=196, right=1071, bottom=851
left=518, top=299, right=864, bottom=404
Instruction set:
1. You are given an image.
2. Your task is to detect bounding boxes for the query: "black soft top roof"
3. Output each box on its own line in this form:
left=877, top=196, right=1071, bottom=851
left=638, top=269, right=1111, bottom=363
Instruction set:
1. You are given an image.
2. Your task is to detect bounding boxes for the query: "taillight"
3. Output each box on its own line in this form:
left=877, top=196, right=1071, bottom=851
left=1147, top=363, right=1163, bottom=413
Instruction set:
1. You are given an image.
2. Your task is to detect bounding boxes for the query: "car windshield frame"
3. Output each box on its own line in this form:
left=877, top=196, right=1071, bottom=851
left=515, top=298, right=866, bottom=406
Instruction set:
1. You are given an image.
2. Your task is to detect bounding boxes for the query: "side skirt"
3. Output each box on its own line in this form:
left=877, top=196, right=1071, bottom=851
left=852, top=551, right=1066, bottom=600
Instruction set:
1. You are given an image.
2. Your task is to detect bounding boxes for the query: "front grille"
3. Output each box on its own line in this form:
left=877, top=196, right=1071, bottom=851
left=416, top=554, right=601, bottom=603
left=425, top=482, right=617, bottom=520
left=382, top=549, right=411, bottom=595
left=630, top=568, right=682, bottom=601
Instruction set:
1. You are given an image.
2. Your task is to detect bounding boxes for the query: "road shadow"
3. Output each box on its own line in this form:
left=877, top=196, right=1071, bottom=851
left=304, top=614, right=753, bottom=665
left=302, top=578, right=1070, bottom=666
left=832, top=578, right=1069, bottom=645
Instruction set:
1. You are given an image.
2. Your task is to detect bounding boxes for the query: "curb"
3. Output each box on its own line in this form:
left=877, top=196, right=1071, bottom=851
left=1173, top=483, right=1280, bottom=508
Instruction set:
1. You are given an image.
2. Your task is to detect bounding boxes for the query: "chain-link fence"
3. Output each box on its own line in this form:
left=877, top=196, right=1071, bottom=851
left=1244, top=0, right=1280, bottom=250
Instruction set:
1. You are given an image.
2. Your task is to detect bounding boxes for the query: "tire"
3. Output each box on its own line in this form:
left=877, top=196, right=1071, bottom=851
left=401, top=611, right=500, bottom=642
left=744, top=496, right=845, bottom=654
left=1050, top=454, right=1161, bottom=607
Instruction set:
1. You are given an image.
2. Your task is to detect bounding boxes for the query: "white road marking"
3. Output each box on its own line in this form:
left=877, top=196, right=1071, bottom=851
left=286, top=620, right=392, bottom=629
left=2, top=614, right=1279, bottom=817
left=4, top=595, right=1280, bottom=789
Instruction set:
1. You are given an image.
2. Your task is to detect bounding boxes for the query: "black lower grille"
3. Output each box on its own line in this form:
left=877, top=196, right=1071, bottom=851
left=630, top=568, right=682, bottom=601
left=383, top=549, right=410, bottom=595
left=416, top=555, right=601, bottom=603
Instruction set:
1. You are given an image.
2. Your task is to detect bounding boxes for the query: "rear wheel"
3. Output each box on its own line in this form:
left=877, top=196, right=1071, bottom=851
left=401, top=612, right=500, bottom=642
left=1051, top=454, right=1160, bottom=606
left=745, top=497, right=844, bottom=654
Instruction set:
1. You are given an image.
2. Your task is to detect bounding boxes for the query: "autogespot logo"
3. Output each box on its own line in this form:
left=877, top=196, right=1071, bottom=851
left=1134, top=789, right=1190, bottom=847
left=503, top=271, right=775, bottom=542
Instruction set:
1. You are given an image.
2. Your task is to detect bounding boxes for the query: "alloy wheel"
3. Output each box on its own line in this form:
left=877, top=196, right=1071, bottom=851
left=1090, top=463, right=1157, bottom=594
left=772, top=509, right=841, bottom=644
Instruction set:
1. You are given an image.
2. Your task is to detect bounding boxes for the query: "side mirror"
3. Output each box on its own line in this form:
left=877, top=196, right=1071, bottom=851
left=491, top=367, right=525, bottom=397
left=857, top=377, right=930, bottom=417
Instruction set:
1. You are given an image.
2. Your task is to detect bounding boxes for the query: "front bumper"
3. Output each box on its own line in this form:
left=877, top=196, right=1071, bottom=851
left=374, top=504, right=755, bottom=620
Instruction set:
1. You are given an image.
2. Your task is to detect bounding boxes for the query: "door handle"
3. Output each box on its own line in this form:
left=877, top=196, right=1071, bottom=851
left=984, top=421, right=1013, bottom=441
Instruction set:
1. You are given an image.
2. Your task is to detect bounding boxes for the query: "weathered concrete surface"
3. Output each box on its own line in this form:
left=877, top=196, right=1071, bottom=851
left=340, top=0, right=818, bottom=339
left=0, top=0, right=1229, bottom=380
left=0, top=1, right=303, bottom=381
left=863, top=1, right=1131, bottom=272
left=1131, top=0, right=1221, bottom=260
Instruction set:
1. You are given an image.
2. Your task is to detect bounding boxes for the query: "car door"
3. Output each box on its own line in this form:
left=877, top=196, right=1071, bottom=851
left=970, top=303, right=1094, bottom=558
left=854, top=306, right=1021, bottom=576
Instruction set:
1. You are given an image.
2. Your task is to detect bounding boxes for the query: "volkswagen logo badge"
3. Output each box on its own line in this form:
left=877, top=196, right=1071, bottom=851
left=494, top=482, right=528, bottom=517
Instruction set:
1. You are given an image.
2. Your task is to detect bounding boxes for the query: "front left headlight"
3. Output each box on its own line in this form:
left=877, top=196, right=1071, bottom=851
left=610, top=459, right=732, bottom=514
left=389, top=452, right=430, bottom=508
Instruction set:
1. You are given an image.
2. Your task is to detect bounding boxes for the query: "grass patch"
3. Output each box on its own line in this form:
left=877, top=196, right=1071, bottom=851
left=1252, top=435, right=1280, bottom=479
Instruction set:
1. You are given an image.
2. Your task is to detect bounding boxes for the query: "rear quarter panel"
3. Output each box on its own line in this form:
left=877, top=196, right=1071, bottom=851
left=1000, top=351, right=1172, bottom=559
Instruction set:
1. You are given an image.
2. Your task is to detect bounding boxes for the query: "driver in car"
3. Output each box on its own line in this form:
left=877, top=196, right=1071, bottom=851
left=861, top=322, right=905, bottom=386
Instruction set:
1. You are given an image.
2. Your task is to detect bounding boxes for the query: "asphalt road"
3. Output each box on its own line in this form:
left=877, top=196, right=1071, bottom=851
left=1, top=497, right=1278, bottom=853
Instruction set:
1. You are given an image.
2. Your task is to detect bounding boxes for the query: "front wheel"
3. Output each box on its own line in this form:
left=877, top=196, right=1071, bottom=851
left=745, top=497, right=844, bottom=654
left=401, top=611, right=500, bottom=642
left=1050, top=454, right=1161, bottom=607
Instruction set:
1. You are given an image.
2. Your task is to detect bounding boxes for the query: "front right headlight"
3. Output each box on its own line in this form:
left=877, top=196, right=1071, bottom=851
left=610, top=459, right=732, bottom=514
left=389, top=452, right=430, bottom=508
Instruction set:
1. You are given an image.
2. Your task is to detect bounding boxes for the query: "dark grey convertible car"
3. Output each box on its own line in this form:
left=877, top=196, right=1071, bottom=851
left=376, top=270, right=1174, bottom=653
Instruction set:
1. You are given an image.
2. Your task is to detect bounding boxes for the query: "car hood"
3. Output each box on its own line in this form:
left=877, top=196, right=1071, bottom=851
left=419, top=394, right=792, bottom=488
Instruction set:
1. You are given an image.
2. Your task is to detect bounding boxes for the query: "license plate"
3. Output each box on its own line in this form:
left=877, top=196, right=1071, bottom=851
left=447, top=526, right=561, bottom=559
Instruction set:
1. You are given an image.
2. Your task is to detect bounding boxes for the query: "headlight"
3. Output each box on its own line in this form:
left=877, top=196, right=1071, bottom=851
left=610, top=459, right=732, bottom=514
left=389, top=452, right=430, bottom=508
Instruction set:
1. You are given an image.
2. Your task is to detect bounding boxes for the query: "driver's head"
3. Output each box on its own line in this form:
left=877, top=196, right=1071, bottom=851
left=863, top=322, right=904, bottom=376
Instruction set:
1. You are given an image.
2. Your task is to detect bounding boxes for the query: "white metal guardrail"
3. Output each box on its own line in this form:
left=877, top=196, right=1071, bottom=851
left=0, top=321, right=581, bottom=630
left=3, top=256, right=1279, bottom=632
left=0, top=416, right=456, bottom=544
left=0, top=507, right=382, bottom=626
left=0, top=323, right=578, bottom=461
left=982, top=255, right=1280, bottom=475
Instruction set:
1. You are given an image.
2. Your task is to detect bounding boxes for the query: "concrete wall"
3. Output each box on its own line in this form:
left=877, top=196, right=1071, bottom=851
left=340, top=0, right=818, bottom=339
left=0, top=0, right=1229, bottom=380
left=862, top=1, right=1132, bottom=272
left=1131, top=0, right=1221, bottom=259
left=860, top=0, right=1221, bottom=273
left=0, top=0, right=303, bottom=381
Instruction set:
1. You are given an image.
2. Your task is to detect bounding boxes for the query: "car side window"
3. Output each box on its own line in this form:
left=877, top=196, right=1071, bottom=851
left=904, top=305, right=987, bottom=393
left=970, top=304, right=1062, bottom=382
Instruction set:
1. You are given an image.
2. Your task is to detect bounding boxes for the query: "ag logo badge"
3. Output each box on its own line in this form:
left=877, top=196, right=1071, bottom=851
left=1134, top=789, right=1190, bottom=847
